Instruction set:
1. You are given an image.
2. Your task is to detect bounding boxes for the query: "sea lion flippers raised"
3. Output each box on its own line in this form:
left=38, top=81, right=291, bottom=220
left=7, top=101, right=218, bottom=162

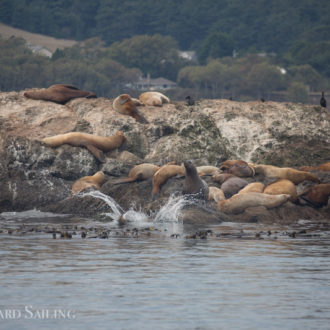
left=86, top=144, right=105, bottom=163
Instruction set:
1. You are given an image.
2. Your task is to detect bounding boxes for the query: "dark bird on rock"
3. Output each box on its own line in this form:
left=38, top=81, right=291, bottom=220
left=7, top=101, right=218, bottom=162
left=185, top=95, right=195, bottom=106
left=320, top=91, right=327, bottom=108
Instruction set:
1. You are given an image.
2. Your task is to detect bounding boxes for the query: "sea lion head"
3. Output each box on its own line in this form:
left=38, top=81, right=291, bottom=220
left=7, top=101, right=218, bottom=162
left=184, top=160, right=198, bottom=176
left=119, top=94, right=131, bottom=105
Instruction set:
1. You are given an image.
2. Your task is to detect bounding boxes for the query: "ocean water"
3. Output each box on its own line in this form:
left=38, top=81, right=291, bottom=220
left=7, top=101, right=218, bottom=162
left=0, top=194, right=330, bottom=330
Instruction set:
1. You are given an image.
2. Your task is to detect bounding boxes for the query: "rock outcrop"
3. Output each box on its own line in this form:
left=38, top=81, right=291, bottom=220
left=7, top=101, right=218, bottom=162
left=0, top=90, right=329, bottom=224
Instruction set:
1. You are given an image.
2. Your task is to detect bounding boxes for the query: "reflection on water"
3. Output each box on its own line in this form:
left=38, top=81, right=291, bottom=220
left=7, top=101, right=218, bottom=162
left=0, top=213, right=330, bottom=329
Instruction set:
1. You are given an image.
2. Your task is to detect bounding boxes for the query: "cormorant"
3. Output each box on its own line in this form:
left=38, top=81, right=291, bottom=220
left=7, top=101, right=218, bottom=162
left=320, top=91, right=327, bottom=108
left=185, top=95, right=195, bottom=106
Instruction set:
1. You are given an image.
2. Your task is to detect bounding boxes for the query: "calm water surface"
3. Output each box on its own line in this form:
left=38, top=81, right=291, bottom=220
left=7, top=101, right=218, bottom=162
left=0, top=211, right=330, bottom=330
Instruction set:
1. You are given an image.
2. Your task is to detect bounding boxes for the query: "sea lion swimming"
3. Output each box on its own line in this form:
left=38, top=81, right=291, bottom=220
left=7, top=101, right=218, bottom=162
left=72, top=171, right=106, bottom=194
left=139, top=91, right=170, bottom=106
left=24, top=84, right=96, bottom=104
left=113, top=163, right=160, bottom=185
left=42, top=131, right=127, bottom=163
left=152, top=164, right=185, bottom=200
left=183, top=161, right=209, bottom=200
left=112, top=94, right=148, bottom=123
left=263, top=179, right=298, bottom=203
left=218, top=192, right=290, bottom=214
left=253, top=164, right=320, bottom=184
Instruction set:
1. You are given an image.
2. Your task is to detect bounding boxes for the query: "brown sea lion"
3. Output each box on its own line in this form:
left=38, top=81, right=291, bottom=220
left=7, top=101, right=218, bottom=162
left=208, top=186, right=225, bottom=203
left=212, top=173, right=249, bottom=198
left=72, top=171, right=106, bottom=194
left=139, top=91, right=170, bottom=106
left=152, top=164, right=185, bottom=200
left=113, top=163, right=160, bottom=185
left=42, top=131, right=127, bottom=163
left=197, top=166, right=221, bottom=177
left=222, top=160, right=255, bottom=177
left=299, top=183, right=330, bottom=207
left=238, top=182, right=265, bottom=194
left=300, top=162, right=330, bottom=172
left=24, top=84, right=96, bottom=104
left=112, top=94, right=148, bottom=123
left=182, top=161, right=209, bottom=200
left=264, top=179, right=298, bottom=203
left=218, top=192, right=290, bottom=214
left=253, top=164, right=320, bottom=184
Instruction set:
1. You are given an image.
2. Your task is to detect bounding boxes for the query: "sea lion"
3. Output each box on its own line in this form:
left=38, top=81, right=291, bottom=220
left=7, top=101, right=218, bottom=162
left=299, top=183, right=330, bottom=207
left=42, top=131, right=127, bottom=163
left=139, top=91, right=170, bottom=106
left=72, top=171, right=106, bottom=194
left=300, top=162, right=330, bottom=172
left=113, top=163, right=160, bottom=185
left=222, top=160, right=255, bottom=177
left=197, top=166, right=221, bottom=177
left=112, top=94, right=148, bottom=123
left=208, top=186, right=225, bottom=203
left=182, top=161, right=209, bottom=200
left=253, top=164, right=320, bottom=184
left=212, top=173, right=248, bottom=198
left=264, top=179, right=298, bottom=203
left=218, top=192, right=290, bottom=214
left=152, top=164, right=185, bottom=200
left=238, top=182, right=265, bottom=194
left=24, top=84, right=96, bottom=104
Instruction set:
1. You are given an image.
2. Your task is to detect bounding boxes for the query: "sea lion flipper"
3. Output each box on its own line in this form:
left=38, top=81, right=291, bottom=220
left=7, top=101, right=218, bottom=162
left=86, top=144, right=105, bottom=163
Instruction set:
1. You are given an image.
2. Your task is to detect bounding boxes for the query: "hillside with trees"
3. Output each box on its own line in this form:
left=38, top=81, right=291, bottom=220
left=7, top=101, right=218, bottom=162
left=0, top=0, right=329, bottom=102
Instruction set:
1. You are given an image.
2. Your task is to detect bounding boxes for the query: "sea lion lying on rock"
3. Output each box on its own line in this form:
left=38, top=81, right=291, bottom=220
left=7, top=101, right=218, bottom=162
left=220, top=160, right=255, bottom=177
left=72, top=171, right=106, bottom=194
left=196, top=166, right=221, bottom=177
left=263, top=179, right=298, bottom=203
left=212, top=173, right=248, bottom=198
left=238, top=182, right=265, bottom=194
left=253, top=164, right=320, bottom=184
left=152, top=164, right=185, bottom=200
left=139, top=91, right=170, bottom=106
left=24, top=84, right=96, bottom=104
left=182, top=161, right=209, bottom=200
left=208, top=186, right=225, bottom=203
left=300, top=162, right=330, bottom=172
left=113, top=163, right=160, bottom=184
left=42, top=131, right=127, bottom=163
left=298, top=183, right=330, bottom=207
left=112, top=94, right=148, bottom=123
left=218, top=192, right=290, bottom=214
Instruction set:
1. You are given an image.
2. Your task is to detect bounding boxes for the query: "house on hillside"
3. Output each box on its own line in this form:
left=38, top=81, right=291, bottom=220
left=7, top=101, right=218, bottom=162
left=25, top=42, right=52, bottom=57
left=128, top=76, right=177, bottom=91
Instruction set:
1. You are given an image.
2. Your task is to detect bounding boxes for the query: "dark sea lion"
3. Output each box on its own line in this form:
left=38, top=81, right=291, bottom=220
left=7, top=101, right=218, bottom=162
left=218, top=192, right=290, bottom=214
left=113, top=163, right=160, bottom=185
left=183, top=160, right=209, bottom=200
left=24, top=84, right=96, bottom=104
left=72, top=171, right=106, bottom=194
left=212, top=173, right=248, bottom=198
left=152, top=164, right=185, bottom=200
left=264, top=179, right=298, bottom=203
left=42, top=131, right=127, bottom=162
left=113, top=94, right=148, bottom=123
left=253, top=164, right=320, bottom=184
left=299, top=183, right=330, bottom=207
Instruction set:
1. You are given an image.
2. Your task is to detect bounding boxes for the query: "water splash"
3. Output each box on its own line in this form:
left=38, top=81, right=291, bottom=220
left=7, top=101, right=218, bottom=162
left=81, top=190, right=123, bottom=221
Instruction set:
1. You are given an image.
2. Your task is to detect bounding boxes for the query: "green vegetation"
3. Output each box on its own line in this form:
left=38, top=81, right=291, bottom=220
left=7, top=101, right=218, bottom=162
left=0, top=0, right=330, bottom=101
